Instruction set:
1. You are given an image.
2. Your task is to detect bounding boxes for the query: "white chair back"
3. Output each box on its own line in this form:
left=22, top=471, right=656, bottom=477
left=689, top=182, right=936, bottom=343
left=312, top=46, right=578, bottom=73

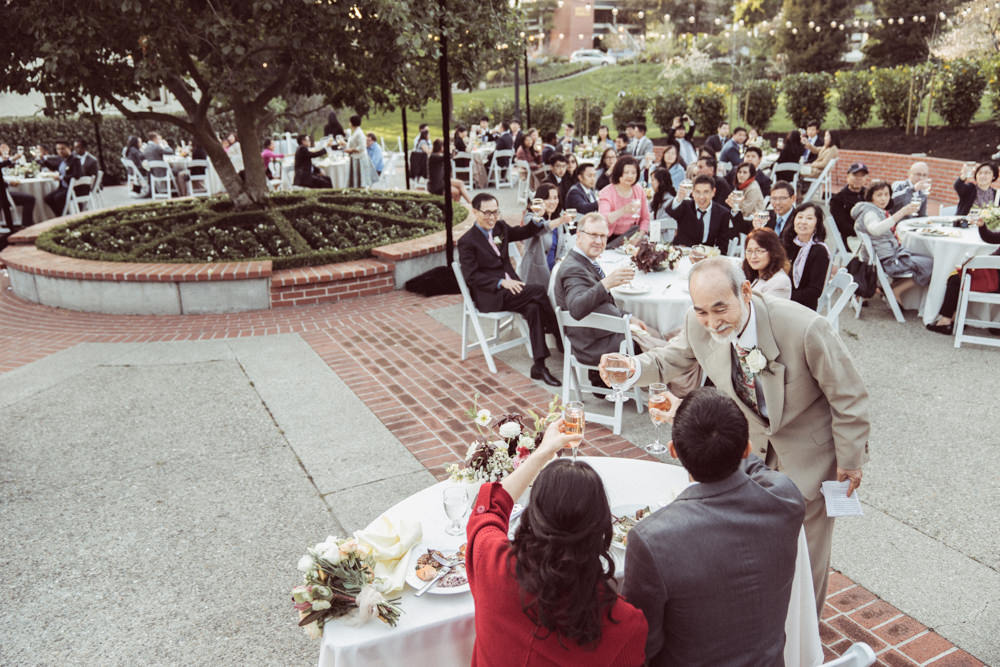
left=147, top=160, right=173, bottom=199
left=4, top=188, right=22, bottom=228
left=801, top=158, right=838, bottom=204
left=939, top=204, right=958, bottom=216
left=451, top=261, right=531, bottom=373
left=954, top=254, right=1000, bottom=349
left=822, top=207, right=851, bottom=269
left=63, top=176, right=96, bottom=216
left=452, top=151, right=474, bottom=190
left=820, top=642, right=876, bottom=667
left=652, top=217, right=678, bottom=244
left=818, top=268, right=859, bottom=331
left=188, top=159, right=211, bottom=196
left=515, top=159, right=532, bottom=206
left=773, top=162, right=801, bottom=192
left=488, top=149, right=515, bottom=189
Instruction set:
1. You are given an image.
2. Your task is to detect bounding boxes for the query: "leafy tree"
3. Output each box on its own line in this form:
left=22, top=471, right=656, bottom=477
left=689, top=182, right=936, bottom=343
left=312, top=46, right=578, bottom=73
left=863, top=0, right=953, bottom=66
left=736, top=80, right=779, bottom=131
left=833, top=70, right=875, bottom=129
left=733, top=0, right=783, bottom=25
left=776, top=0, right=854, bottom=73
left=781, top=72, right=833, bottom=127
left=934, top=59, right=987, bottom=127
left=931, top=0, right=1000, bottom=59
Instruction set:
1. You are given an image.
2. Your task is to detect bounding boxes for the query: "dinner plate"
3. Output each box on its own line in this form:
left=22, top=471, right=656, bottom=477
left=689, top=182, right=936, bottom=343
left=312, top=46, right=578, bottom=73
left=405, top=544, right=470, bottom=595
left=614, top=281, right=650, bottom=295
left=610, top=503, right=652, bottom=551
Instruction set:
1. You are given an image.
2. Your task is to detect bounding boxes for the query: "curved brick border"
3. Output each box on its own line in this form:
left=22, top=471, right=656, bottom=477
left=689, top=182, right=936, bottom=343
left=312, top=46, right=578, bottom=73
left=0, top=203, right=476, bottom=315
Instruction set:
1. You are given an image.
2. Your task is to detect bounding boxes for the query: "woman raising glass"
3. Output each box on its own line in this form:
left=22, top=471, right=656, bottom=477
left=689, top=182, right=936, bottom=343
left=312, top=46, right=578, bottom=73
left=595, top=148, right=618, bottom=191
left=726, top=162, right=765, bottom=224
left=656, top=141, right=686, bottom=190
left=953, top=161, right=998, bottom=216
left=780, top=202, right=830, bottom=310
left=743, top=228, right=792, bottom=299
left=598, top=156, right=651, bottom=240
left=519, top=183, right=573, bottom=286
left=466, top=420, right=648, bottom=666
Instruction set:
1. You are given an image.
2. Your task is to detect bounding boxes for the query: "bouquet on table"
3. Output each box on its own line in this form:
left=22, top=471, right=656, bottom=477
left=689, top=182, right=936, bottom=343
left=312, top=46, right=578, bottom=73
left=633, top=239, right=682, bottom=272
left=292, top=536, right=403, bottom=639
left=447, top=394, right=563, bottom=483
left=978, top=205, right=1000, bottom=232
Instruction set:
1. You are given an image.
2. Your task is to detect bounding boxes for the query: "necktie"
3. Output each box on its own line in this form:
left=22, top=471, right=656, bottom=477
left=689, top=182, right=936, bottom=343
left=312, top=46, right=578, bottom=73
left=698, top=209, right=709, bottom=243
left=593, top=262, right=606, bottom=279
left=731, top=344, right=762, bottom=417
left=775, top=214, right=786, bottom=236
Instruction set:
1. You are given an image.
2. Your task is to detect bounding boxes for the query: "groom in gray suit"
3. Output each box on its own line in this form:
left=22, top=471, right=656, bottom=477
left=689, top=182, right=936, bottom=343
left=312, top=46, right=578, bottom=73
left=622, top=387, right=805, bottom=666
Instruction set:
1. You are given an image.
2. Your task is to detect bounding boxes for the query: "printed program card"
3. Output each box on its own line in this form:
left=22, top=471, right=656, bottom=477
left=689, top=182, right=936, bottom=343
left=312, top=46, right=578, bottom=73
left=820, top=480, right=864, bottom=517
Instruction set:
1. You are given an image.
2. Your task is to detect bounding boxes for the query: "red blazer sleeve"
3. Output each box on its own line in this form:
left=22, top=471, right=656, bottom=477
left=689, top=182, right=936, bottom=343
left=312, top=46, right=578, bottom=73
left=465, top=482, right=514, bottom=590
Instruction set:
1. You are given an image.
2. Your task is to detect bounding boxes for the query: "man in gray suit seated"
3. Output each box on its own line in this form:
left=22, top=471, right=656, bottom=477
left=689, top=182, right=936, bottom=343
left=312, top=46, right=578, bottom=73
left=622, top=387, right=806, bottom=666
left=889, top=161, right=931, bottom=218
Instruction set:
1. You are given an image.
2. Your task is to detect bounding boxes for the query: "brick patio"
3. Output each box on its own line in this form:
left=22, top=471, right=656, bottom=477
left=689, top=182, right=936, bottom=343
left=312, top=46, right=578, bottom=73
left=0, top=275, right=985, bottom=666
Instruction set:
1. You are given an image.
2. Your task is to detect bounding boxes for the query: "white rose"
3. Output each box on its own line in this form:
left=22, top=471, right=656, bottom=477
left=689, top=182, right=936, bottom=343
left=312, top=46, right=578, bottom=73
left=745, top=348, right=767, bottom=374
left=297, top=554, right=315, bottom=573
left=339, top=538, right=359, bottom=556
left=498, top=421, right=521, bottom=439
left=321, top=545, right=343, bottom=565
left=474, top=409, right=492, bottom=426
left=311, top=599, right=332, bottom=611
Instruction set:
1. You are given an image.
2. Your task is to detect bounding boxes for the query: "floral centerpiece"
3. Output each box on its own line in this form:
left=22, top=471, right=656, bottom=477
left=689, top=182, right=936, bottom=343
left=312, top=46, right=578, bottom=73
left=291, top=535, right=403, bottom=639
left=447, top=395, right=563, bottom=483
left=12, top=163, right=38, bottom=179
left=979, top=204, right=1000, bottom=232
left=633, top=239, right=682, bottom=272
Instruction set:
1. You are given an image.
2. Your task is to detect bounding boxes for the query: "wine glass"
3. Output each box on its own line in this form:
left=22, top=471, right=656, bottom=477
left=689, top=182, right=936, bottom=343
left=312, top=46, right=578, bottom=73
left=753, top=211, right=770, bottom=229
left=563, top=401, right=585, bottom=461
left=646, top=383, right=670, bottom=455
left=731, top=190, right=745, bottom=208
left=531, top=197, right=545, bottom=217
left=442, top=486, right=468, bottom=536
left=689, top=245, right=707, bottom=264
left=604, top=353, right=632, bottom=404
left=630, top=197, right=641, bottom=220
left=564, top=207, right=578, bottom=231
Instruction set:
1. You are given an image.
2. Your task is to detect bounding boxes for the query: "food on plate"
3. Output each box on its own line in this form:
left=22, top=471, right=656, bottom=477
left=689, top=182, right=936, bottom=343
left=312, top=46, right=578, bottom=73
left=416, top=564, right=438, bottom=581
left=414, top=545, right=468, bottom=588
left=612, top=506, right=652, bottom=548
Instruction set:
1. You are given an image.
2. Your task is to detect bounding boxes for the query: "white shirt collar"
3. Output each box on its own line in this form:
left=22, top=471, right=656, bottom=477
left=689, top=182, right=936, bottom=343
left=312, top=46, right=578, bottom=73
left=734, top=300, right=758, bottom=351
left=572, top=246, right=600, bottom=265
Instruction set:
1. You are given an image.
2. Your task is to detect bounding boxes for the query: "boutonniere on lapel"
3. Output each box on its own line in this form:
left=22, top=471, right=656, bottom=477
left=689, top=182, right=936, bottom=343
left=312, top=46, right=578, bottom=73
left=744, top=347, right=772, bottom=375
left=493, top=235, right=503, bottom=246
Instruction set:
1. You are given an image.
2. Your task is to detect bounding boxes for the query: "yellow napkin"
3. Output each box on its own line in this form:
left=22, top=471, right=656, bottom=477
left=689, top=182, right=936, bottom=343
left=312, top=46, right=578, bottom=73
left=354, top=515, right=422, bottom=595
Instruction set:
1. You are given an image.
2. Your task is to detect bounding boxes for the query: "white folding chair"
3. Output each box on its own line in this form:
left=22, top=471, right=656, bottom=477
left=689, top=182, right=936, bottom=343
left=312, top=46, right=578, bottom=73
left=147, top=160, right=173, bottom=199
left=90, top=170, right=105, bottom=208
left=452, top=152, right=474, bottom=190
left=488, top=149, right=515, bottom=189
left=62, top=176, right=96, bottom=216
left=817, top=268, right=859, bottom=331
left=187, top=159, right=211, bottom=196
left=773, top=162, right=801, bottom=193
left=3, top=188, right=22, bottom=229
left=554, top=307, right=644, bottom=436
left=822, top=207, right=852, bottom=270
left=515, top=159, right=532, bottom=206
left=727, top=233, right=745, bottom=258
left=820, top=642, right=876, bottom=667
left=954, top=254, right=1000, bottom=349
left=653, top=217, right=677, bottom=244
left=939, top=204, right=958, bottom=216
left=800, top=158, right=838, bottom=204
left=121, top=157, right=148, bottom=196
left=856, top=231, right=908, bottom=323
left=452, top=261, right=532, bottom=374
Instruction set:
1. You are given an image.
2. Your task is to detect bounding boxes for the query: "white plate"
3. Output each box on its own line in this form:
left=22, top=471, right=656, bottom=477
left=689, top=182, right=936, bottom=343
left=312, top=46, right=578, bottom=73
left=405, top=545, right=470, bottom=595
left=614, top=281, right=650, bottom=295
left=610, top=503, right=653, bottom=551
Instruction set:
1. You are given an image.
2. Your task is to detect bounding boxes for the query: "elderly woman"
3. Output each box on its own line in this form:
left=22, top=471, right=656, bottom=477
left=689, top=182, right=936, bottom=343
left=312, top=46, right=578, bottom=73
left=726, top=162, right=765, bottom=223
left=743, top=228, right=792, bottom=299
left=953, top=162, right=999, bottom=216
left=598, top=156, right=651, bottom=239
left=519, top=183, right=573, bottom=286
left=852, top=180, right=933, bottom=304
left=466, top=419, right=648, bottom=666
left=595, top=148, right=617, bottom=191
left=800, top=130, right=840, bottom=178
left=781, top=202, right=830, bottom=310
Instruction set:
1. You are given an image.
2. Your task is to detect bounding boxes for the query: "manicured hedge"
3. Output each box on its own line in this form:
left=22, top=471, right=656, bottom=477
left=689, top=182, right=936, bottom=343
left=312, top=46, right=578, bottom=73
left=36, top=190, right=465, bottom=270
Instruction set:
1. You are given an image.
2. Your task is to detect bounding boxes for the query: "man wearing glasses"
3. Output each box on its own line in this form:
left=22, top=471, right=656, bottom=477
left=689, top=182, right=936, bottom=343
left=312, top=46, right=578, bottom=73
left=458, top=193, right=562, bottom=386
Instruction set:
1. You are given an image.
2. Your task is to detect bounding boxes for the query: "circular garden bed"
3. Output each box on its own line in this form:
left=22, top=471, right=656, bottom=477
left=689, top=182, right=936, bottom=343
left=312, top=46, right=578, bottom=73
left=36, top=190, right=466, bottom=270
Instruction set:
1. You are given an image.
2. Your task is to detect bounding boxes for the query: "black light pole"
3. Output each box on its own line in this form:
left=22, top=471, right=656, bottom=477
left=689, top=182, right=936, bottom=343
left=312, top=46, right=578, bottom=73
left=523, top=45, right=531, bottom=127
left=438, top=0, right=455, bottom=266
left=402, top=107, right=411, bottom=190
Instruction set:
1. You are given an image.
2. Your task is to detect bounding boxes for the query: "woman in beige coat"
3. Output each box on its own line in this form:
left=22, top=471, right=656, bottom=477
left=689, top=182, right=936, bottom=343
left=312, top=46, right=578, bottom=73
left=801, top=130, right=839, bottom=178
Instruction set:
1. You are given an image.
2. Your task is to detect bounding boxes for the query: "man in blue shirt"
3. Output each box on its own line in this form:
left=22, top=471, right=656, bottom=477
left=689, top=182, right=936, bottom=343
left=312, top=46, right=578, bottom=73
left=365, top=133, right=384, bottom=175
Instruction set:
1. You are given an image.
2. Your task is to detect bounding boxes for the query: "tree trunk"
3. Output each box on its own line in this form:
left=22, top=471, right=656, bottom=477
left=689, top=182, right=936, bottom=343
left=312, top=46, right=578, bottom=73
left=233, top=104, right=269, bottom=207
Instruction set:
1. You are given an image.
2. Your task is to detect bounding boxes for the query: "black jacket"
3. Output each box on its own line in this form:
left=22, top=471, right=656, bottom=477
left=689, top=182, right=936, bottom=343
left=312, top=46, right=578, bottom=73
left=294, top=145, right=326, bottom=186
left=953, top=179, right=997, bottom=217
left=670, top=199, right=734, bottom=252
left=786, top=243, right=830, bottom=311
left=458, top=220, right=546, bottom=312
left=564, top=183, right=600, bottom=214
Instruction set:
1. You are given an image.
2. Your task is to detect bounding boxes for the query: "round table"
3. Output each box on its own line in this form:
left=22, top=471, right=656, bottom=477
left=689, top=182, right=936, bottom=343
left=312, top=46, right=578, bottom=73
left=7, top=175, right=59, bottom=223
left=316, top=156, right=349, bottom=189
left=897, top=216, right=1000, bottom=324
left=318, top=456, right=821, bottom=667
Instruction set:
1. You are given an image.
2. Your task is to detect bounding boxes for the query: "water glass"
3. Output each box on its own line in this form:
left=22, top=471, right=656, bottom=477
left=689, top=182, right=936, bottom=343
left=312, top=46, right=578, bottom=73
left=443, top=486, right=468, bottom=536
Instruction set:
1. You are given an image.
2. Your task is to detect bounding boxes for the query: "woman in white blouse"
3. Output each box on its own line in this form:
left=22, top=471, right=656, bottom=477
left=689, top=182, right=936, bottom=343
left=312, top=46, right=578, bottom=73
left=742, top=228, right=792, bottom=299
left=343, top=114, right=376, bottom=187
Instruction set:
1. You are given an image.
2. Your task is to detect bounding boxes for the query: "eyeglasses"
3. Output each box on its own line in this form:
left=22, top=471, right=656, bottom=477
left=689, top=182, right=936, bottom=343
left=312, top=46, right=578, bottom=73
left=745, top=248, right=769, bottom=256
left=476, top=209, right=500, bottom=217
left=579, top=230, right=608, bottom=241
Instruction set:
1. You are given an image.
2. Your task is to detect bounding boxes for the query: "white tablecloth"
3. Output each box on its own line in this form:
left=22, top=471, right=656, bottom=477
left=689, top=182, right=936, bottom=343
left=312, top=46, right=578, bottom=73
left=898, top=217, right=1000, bottom=324
left=7, top=176, right=59, bottom=223
left=316, top=157, right=349, bottom=188
left=318, top=456, right=822, bottom=667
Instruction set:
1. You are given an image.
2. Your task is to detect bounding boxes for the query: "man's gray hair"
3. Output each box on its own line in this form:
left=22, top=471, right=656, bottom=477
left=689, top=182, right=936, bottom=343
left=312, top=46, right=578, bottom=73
left=689, top=256, right=746, bottom=297
left=577, top=212, right=607, bottom=234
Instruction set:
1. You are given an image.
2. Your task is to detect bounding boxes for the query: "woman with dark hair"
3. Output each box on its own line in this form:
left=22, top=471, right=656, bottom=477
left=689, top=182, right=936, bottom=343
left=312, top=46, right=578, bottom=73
left=466, top=419, right=648, bottom=666
left=851, top=180, right=933, bottom=304
left=517, top=132, right=545, bottom=189
left=427, top=139, right=472, bottom=205
left=743, top=228, right=792, bottom=299
left=595, top=148, right=617, bottom=191
left=800, top=130, right=840, bottom=178
left=726, top=162, right=765, bottom=223
left=519, top=182, right=573, bottom=286
left=953, top=161, right=999, bottom=215
left=599, top=155, right=650, bottom=237
left=657, top=141, right=686, bottom=189
left=925, top=213, right=1000, bottom=334
left=774, top=131, right=804, bottom=184
left=344, top=114, right=376, bottom=187
left=780, top=202, right=830, bottom=310
left=597, top=124, right=615, bottom=149
left=649, top=167, right=676, bottom=221
left=124, top=135, right=149, bottom=195
left=323, top=112, right=345, bottom=138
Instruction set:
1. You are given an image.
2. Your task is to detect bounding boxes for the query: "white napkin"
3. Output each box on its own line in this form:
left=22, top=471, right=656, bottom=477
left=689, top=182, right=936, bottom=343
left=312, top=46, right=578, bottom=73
left=354, top=515, right=422, bottom=594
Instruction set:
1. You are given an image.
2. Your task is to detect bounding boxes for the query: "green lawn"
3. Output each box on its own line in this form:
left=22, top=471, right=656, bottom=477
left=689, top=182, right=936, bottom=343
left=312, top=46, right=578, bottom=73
left=362, top=63, right=995, bottom=145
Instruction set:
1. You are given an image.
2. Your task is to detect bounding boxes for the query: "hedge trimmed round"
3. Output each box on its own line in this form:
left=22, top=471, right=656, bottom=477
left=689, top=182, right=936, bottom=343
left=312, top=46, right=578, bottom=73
left=37, top=190, right=466, bottom=270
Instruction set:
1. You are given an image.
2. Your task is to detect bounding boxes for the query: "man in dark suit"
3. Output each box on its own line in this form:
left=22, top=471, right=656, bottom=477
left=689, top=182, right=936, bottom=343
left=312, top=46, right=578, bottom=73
left=1, top=151, right=38, bottom=230
left=703, top=121, right=729, bottom=155
left=695, top=155, right=732, bottom=205
left=768, top=181, right=796, bottom=236
left=622, top=387, right=805, bottom=666
left=739, top=146, right=772, bottom=196
left=293, top=135, right=332, bottom=189
left=491, top=122, right=513, bottom=172
left=34, top=145, right=62, bottom=171
left=509, top=119, right=523, bottom=153
left=457, top=193, right=561, bottom=386
left=555, top=122, right=580, bottom=154
left=668, top=175, right=735, bottom=252
left=540, top=131, right=558, bottom=165
left=43, top=141, right=83, bottom=217
left=74, top=139, right=99, bottom=177
left=564, top=163, right=600, bottom=214
left=718, top=126, right=747, bottom=170
left=543, top=154, right=571, bottom=203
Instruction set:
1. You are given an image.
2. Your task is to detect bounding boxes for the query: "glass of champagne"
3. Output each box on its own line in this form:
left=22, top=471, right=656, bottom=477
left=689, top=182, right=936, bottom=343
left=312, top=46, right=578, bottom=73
left=604, top=353, right=632, bottom=404
left=689, top=245, right=707, bottom=264
left=531, top=197, right=545, bottom=218
left=646, top=383, right=671, bottom=455
left=563, top=401, right=585, bottom=461
left=731, top=190, right=745, bottom=208
left=631, top=197, right=641, bottom=220
left=753, top=210, right=770, bottom=229
left=564, top=207, right=578, bottom=231
left=442, top=486, right=468, bottom=536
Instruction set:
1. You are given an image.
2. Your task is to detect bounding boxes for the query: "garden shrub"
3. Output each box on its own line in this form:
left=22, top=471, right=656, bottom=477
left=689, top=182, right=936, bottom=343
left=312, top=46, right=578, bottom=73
left=454, top=99, right=490, bottom=128
left=871, top=66, right=912, bottom=129
left=36, top=190, right=460, bottom=270
left=933, top=59, right=987, bottom=129
left=650, top=88, right=687, bottom=135
left=611, top=92, right=650, bottom=132
left=781, top=72, right=832, bottom=129
left=572, top=97, right=604, bottom=136
left=489, top=97, right=518, bottom=125
left=686, top=82, right=728, bottom=137
left=833, top=70, right=875, bottom=130
left=529, top=95, right=566, bottom=136
left=987, top=57, right=1000, bottom=122
left=737, top=80, right=779, bottom=132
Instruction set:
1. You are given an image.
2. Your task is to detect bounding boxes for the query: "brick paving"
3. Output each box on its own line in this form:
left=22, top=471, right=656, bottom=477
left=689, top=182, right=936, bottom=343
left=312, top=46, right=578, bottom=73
left=0, top=275, right=984, bottom=665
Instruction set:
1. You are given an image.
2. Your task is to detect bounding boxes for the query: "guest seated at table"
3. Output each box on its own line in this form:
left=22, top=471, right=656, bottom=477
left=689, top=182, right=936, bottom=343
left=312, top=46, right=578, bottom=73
left=622, top=387, right=805, bottom=667
left=566, top=154, right=580, bottom=190
left=743, top=228, right=792, bottom=299
left=852, top=180, right=933, bottom=304
left=614, top=134, right=629, bottom=155
left=43, top=141, right=83, bottom=217
left=516, top=133, right=545, bottom=189
left=123, top=136, right=149, bottom=196
left=144, top=132, right=189, bottom=196
left=631, top=123, right=653, bottom=164
left=799, top=130, right=839, bottom=179
left=293, top=135, right=332, bottom=189
left=1, top=150, right=37, bottom=230
left=595, top=148, right=617, bottom=191
left=780, top=203, right=830, bottom=311
left=599, top=156, right=651, bottom=240
left=565, top=162, right=601, bottom=215
left=466, top=420, right=647, bottom=666
left=453, top=125, right=469, bottom=157
left=475, top=116, right=494, bottom=143
left=668, top=175, right=734, bottom=253
left=718, top=126, right=747, bottom=171
left=925, top=213, right=1000, bottom=335
left=736, top=146, right=771, bottom=196
left=34, top=144, right=62, bottom=171
left=323, top=111, right=345, bottom=140
left=596, top=124, right=615, bottom=150
left=829, top=162, right=868, bottom=245
left=556, top=122, right=580, bottom=154
left=890, top=162, right=931, bottom=218
left=695, top=154, right=732, bottom=205
left=725, top=162, right=765, bottom=225
left=366, top=133, right=384, bottom=176
left=73, top=140, right=99, bottom=177
left=655, top=141, right=686, bottom=190
left=649, top=168, right=677, bottom=222
left=544, top=154, right=571, bottom=201
left=703, top=120, right=729, bottom=155
left=414, top=126, right=432, bottom=155
left=427, top=139, right=472, bottom=205
left=260, top=138, right=285, bottom=178
left=519, top=183, right=572, bottom=287
left=953, top=161, right=999, bottom=215
left=774, top=131, right=804, bottom=184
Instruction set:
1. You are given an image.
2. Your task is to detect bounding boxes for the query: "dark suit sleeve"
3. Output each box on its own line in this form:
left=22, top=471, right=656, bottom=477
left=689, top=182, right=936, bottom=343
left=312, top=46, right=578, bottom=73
left=791, top=245, right=830, bottom=310
left=742, top=455, right=807, bottom=516
left=504, top=219, right=547, bottom=243
left=566, top=186, right=599, bottom=214
left=622, top=530, right=668, bottom=664
left=67, top=156, right=83, bottom=180
left=459, top=235, right=500, bottom=294
left=561, top=263, right=614, bottom=321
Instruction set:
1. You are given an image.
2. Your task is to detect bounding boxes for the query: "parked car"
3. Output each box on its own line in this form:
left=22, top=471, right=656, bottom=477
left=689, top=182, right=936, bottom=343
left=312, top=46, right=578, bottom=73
left=607, top=49, right=638, bottom=62
left=569, top=49, right=616, bottom=66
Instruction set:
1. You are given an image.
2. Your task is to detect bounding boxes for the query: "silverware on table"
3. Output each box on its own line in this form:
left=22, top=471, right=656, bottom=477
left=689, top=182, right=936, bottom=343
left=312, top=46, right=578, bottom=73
left=415, top=562, right=453, bottom=597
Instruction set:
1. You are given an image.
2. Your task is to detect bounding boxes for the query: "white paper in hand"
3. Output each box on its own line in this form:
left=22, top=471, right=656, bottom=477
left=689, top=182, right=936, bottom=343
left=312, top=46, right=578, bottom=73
left=820, top=480, right=863, bottom=517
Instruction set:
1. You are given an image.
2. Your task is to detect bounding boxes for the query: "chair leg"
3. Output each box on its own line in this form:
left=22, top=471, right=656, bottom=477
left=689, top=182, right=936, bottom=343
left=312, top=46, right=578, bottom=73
left=469, top=313, right=498, bottom=373
left=561, top=352, right=573, bottom=405
left=612, top=390, right=623, bottom=435
left=953, top=276, right=971, bottom=349
left=460, top=310, right=470, bottom=361
left=882, top=274, right=905, bottom=323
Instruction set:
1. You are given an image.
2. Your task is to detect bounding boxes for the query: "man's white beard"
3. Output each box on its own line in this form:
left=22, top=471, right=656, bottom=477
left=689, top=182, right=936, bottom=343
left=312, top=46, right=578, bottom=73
left=708, top=300, right=749, bottom=344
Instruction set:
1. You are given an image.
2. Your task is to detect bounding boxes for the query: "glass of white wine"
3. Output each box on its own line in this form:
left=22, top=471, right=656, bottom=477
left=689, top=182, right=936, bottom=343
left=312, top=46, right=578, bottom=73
left=604, top=353, right=632, bottom=404
left=645, top=383, right=670, bottom=455
left=563, top=401, right=585, bottom=461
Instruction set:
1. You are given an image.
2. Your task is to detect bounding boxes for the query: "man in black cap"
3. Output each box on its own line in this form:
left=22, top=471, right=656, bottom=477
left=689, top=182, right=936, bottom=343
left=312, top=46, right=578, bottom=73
left=829, top=162, right=869, bottom=245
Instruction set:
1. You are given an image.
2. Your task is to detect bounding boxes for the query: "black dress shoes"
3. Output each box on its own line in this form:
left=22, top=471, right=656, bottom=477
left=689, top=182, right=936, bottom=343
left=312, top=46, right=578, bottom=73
left=530, top=362, right=562, bottom=387
left=925, top=322, right=953, bottom=335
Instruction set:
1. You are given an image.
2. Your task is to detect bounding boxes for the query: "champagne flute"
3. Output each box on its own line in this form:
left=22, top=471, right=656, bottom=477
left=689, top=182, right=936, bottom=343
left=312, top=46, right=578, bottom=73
left=630, top=197, right=641, bottom=220
left=442, top=486, right=468, bottom=536
left=563, top=401, right=585, bottom=461
left=646, top=383, right=670, bottom=455
left=604, top=353, right=632, bottom=404
left=564, top=207, right=578, bottom=231
left=753, top=210, right=770, bottom=229
left=689, top=245, right=707, bottom=264
left=531, top=197, right=545, bottom=217
left=731, top=190, right=745, bottom=209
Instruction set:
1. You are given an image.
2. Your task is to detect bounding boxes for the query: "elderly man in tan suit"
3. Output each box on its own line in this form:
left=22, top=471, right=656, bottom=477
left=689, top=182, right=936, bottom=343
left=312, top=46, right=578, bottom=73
left=601, top=256, right=870, bottom=613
